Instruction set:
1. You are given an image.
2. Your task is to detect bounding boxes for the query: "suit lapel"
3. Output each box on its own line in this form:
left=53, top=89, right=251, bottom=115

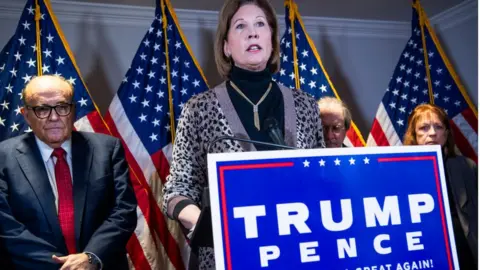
left=71, top=132, right=93, bottom=243
left=15, top=134, right=64, bottom=247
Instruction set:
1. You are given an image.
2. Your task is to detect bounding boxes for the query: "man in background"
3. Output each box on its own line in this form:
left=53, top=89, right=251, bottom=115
left=318, top=96, right=352, bottom=148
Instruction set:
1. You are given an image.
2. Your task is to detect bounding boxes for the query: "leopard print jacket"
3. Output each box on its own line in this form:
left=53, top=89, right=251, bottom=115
left=162, top=81, right=325, bottom=269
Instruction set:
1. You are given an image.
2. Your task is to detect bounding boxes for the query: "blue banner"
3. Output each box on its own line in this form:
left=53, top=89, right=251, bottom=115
left=208, top=146, right=458, bottom=270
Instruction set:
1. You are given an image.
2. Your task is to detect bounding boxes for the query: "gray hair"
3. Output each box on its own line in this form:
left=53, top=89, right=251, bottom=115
left=317, top=96, right=352, bottom=130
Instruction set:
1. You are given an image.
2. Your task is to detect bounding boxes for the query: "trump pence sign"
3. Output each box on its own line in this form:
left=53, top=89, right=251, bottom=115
left=207, top=145, right=459, bottom=270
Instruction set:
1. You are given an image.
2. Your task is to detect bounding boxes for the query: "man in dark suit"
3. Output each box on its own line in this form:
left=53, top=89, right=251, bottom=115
left=0, top=75, right=137, bottom=269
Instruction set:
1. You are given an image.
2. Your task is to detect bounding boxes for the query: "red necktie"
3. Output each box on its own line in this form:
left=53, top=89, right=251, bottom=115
left=52, top=148, right=77, bottom=254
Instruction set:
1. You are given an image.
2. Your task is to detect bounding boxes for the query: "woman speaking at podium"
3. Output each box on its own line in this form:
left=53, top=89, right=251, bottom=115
left=162, top=0, right=325, bottom=268
left=404, top=104, right=477, bottom=268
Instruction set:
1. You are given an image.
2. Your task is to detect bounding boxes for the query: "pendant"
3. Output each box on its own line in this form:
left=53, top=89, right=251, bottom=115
left=253, top=105, right=260, bottom=130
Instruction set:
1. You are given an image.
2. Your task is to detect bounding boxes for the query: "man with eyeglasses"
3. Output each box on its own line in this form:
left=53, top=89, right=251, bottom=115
left=0, top=75, right=137, bottom=269
left=317, top=97, right=352, bottom=148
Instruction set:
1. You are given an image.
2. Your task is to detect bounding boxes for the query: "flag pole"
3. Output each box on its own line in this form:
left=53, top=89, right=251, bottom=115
left=416, top=1, right=435, bottom=104
left=35, top=0, right=42, bottom=76
left=160, top=0, right=176, bottom=142
left=286, top=0, right=300, bottom=89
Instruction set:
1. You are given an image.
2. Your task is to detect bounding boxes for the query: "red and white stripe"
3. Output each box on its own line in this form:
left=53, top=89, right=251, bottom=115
left=344, top=127, right=364, bottom=147
left=104, top=95, right=190, bottom=270
left=367, top=103, right=402, bottom=147
left=450, top=109, right=478, bottom=162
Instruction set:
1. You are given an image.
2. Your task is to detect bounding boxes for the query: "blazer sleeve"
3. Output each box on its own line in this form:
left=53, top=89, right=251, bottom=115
left=83, top=138, right=137, bottom=262
left=0, top=153, right=60, bottom=269
left=306, top=92, right=325, bottom=148
left=162, top=98, right=206, bottom=218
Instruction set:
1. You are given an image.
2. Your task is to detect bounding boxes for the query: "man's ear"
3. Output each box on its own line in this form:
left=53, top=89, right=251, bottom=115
left=21, top=107, right=31, bottom=126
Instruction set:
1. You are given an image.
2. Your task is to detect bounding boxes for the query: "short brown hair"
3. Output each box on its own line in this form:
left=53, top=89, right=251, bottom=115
left=214, top=0, right=280, bottom=79
left=403, top=103, right=456, bottom=158
left=317, top=96, right=352, bottom=130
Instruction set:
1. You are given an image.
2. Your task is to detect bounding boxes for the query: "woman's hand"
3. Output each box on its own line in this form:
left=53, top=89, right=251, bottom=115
left=178, top=204, right=201, bottom=230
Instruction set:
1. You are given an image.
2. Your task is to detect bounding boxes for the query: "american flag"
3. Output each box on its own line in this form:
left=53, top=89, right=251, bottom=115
left=0, top=0, right=108, bottom=141
left=367, top=1, right=478, bottom=163
left=103, top=0, right=209, bottom=269
left=274, top=0, right=365, bottom=147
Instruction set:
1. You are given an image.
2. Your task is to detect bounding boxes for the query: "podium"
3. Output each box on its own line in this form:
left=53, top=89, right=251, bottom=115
left=204, top=146, right=458, bottom=269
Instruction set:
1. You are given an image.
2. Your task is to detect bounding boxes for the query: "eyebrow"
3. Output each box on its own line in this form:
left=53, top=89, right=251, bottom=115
left=233, top=15, right=266, bottom=25
left=35, top=101, right=70, bottom=106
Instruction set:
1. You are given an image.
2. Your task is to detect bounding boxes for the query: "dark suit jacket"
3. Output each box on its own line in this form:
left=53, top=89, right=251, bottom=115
left=0, top=131, right=137, bottom=269
left=444, top=155, right=478, bottom=265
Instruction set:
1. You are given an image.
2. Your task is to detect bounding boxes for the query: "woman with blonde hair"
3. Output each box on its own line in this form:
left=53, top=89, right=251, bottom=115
left=404, top=103, right=477, bottom=268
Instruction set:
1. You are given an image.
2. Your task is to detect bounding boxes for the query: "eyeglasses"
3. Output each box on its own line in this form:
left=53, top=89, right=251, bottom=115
left=25, top=103, right=74, bottom=119
left=323, top=124, right=345, bottom=134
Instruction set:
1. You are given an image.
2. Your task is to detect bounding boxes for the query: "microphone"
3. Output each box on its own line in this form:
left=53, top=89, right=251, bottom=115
left=207, top=135, right=295, bottom=154
left=264, top=117, right=286, bottom=146
left=195, top=134, right=295, bottom=250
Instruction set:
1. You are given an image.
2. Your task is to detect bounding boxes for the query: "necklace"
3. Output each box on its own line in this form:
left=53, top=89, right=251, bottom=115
left=230, top=81, right=272, bottom=131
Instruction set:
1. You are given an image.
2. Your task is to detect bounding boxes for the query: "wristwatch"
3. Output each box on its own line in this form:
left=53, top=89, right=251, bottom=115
left=85, top=252, right=101, bottom=268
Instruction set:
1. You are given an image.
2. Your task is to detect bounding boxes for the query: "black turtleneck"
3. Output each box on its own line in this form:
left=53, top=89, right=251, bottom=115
left=226, top=66, right=284, bottom=151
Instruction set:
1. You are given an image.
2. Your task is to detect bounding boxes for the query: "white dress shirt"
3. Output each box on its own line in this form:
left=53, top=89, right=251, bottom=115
left=34, top=136, right=73, bottom=212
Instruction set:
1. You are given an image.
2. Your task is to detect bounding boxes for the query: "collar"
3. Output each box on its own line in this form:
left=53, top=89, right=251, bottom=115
left=34, top=136, right=72, bottom=162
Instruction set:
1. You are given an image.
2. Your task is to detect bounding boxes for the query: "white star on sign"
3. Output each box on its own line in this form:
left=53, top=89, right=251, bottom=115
left=363, top=157, right=370, bottom=164
left=334, top=158, right=341, bottom=166
left=349, top=158, right=355, bottom=165
left=319, top=159, right=325, bottom=166
left=303, top=160, right=310, bottom=167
